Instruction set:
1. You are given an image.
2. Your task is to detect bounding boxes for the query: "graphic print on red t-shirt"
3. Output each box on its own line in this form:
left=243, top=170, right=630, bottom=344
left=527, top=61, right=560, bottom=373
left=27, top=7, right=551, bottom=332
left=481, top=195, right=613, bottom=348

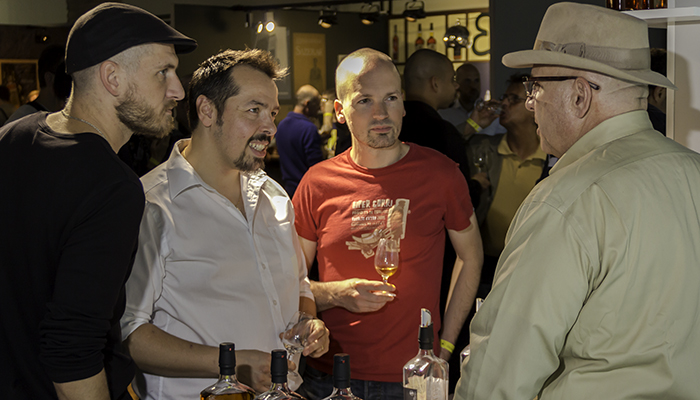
left=345, top=198, right=409, bottom=258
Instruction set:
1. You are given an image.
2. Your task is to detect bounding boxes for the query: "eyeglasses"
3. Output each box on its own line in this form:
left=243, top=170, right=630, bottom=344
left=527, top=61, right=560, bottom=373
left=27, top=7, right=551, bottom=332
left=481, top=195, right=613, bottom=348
left=498, top=93, right=527, bottom=104
left=522, top=76, right=601, bottom=99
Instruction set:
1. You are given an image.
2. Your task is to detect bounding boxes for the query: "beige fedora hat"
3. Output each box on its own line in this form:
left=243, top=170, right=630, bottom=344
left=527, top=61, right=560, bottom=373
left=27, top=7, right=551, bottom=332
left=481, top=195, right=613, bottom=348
left=503, top=2, right=676, bottom=89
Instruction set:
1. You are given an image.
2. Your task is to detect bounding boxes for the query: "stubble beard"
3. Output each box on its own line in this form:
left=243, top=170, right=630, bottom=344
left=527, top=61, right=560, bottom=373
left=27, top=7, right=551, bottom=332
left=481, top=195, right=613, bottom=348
left=116, top=86, right=176, bottom=138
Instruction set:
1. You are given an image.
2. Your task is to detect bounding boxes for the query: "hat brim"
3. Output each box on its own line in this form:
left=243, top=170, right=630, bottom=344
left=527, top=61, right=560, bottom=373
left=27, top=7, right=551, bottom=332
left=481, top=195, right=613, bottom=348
left=503, top=49, right=677, bottom=90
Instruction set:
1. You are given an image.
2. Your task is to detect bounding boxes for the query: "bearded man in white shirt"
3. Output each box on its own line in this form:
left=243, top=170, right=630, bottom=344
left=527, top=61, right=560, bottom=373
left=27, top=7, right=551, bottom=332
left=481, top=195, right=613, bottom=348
left=120, top=48, right=329, bottom=400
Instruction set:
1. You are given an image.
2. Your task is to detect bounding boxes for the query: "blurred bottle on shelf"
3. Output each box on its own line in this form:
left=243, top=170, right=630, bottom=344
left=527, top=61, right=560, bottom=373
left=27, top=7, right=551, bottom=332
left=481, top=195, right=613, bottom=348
left=427, top=23, right=436, bottom=50
left=415, top=24, right=424, bottom=51
left=392, top=25, right=400, bottom=61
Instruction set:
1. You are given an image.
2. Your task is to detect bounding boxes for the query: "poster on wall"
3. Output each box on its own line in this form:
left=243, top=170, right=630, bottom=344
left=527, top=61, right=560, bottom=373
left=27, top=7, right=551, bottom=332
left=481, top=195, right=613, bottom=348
left=255, top=27, right=292, bottom=100
left=292, top=33, right=326, bottom=94
left=0, top=60, right=39, bottom=108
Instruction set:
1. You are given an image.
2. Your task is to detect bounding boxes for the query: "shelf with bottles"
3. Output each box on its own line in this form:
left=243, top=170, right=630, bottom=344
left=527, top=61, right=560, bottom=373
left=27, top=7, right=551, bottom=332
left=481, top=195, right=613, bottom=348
left=388, top=8, right=490, bottom=65
left=622, top=6, right=700, bottom=28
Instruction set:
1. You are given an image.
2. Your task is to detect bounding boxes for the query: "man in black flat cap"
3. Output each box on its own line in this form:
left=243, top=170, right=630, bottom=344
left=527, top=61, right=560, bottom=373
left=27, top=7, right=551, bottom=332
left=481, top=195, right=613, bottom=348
left=0, top=3, right=196, bottom=400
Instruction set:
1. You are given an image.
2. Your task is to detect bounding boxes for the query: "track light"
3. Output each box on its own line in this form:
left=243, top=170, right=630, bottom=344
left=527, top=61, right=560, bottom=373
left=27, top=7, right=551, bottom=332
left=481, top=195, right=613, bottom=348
left=264, top=11, right=275, bottom=32
left=403, top=1, right=425, bottom=22
left=318, top=9, right=338, bottom=28
left=443, top=18, right=471, bottom=48
left=360, top=3, right=380, bottom=25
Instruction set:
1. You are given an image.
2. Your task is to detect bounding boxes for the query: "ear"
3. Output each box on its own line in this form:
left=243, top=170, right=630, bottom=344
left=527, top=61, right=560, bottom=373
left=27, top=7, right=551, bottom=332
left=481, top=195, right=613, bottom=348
left=334, top=99, right=346, bottom=124
left=430, top=76, right=440, bottom=93
left=99, top=61, right=121, bottom=97
left=44, top=71, right=55, bottom=88
left=196, top=95, right=217, bottom=128
left=653, top=86, right=666, bottom=104
left=571, top=77, right=593, bottom=119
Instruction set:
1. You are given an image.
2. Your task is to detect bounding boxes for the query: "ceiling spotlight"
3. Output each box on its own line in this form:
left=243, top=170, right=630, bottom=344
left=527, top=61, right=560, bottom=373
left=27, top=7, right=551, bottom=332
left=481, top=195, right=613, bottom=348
left=403, top=1, right=425, bottom=22
left=443, top=18, right=471, bottom=48
left=360, top=3, right=380, bottom=25
left=264, top=11, right=275, bottom=32
left=318, top=9, right=338, bottom=28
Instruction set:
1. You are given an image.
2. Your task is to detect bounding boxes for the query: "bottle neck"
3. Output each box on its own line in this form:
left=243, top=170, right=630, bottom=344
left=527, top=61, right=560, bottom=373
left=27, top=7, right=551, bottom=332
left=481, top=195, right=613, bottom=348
left=419, top=348, right=435, bottom=356
left=331, top=387, right=354, bottom=397
left=218, top=374, right=239, bottom=383
left=270, top=382, right=291, bottom=392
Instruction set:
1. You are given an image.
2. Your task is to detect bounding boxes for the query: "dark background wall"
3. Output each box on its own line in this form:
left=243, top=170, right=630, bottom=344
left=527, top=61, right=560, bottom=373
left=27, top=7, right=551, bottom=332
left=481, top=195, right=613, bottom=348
left=0, top=25, right=69, bottom=59
left=173, top=4, right=387, bottom=104
left=488, top=0, right=666, bottom=97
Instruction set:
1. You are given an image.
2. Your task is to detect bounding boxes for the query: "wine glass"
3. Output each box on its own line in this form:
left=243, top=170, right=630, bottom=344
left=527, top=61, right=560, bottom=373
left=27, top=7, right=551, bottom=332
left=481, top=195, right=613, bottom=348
left=472, top=142, right=491, bottom=173
left=374, top=238, right=399, bottom=285
left=281, top=311, right=313, bottom=380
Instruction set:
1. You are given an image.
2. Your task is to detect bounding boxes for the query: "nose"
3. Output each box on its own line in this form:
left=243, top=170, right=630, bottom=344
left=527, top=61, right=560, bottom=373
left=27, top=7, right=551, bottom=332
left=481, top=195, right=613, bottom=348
left=262, top=113, right=278, bottom=138
left=373, top=101, right=389, bottom=119
left=525, top=96, right=535, bottom=112
left=168, top=76, right=186, bottom=101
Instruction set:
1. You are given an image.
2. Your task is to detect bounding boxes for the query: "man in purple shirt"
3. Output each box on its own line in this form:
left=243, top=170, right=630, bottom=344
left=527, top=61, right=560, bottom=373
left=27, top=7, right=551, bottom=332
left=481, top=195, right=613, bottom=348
left=275, top=84, right=324, bottom=197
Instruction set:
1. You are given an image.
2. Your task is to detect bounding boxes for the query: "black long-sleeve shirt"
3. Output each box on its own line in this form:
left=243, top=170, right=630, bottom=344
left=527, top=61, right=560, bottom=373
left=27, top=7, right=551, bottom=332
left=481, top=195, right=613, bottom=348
left=0, top=113, right=143, bottom=399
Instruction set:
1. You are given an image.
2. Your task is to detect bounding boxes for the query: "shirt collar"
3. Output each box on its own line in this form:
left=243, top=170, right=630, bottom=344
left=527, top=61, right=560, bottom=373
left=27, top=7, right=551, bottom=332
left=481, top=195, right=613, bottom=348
left=497, top=134, right=548, bottom=162
left=550, top=110, right=653, bottom=175
left=166, top=139, right=268, bottom=203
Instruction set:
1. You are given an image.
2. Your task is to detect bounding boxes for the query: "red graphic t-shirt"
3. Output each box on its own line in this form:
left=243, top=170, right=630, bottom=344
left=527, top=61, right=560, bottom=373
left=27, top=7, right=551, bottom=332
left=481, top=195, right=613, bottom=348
left=293, top=143, right=473, bottom=382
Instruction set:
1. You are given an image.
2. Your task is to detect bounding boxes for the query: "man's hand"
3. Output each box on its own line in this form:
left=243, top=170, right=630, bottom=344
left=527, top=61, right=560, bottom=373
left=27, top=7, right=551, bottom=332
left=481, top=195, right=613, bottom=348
left=235, top=350, right=286, bottom=393
left=301, top=317, right=330, bottom=358
left=471, top=172, right=490, bottom=190
left=336, top=279, right=396, bottom=313
left=470, top=102, right=500, bottom=129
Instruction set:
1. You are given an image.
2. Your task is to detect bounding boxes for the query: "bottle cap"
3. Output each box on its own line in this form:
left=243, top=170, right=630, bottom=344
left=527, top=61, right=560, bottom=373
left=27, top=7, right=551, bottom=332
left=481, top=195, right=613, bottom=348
left=419, top=309, right=434, bottom=350
left=219, top=342, right=236, bottom=375
left=333, top=353, right=351, bottom=389
left=271, top=349, right=288, bottom=383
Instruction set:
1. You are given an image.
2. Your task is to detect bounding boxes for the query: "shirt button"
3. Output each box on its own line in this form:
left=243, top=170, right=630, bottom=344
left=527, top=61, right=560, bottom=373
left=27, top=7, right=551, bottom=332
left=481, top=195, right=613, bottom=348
left=273, top=300, right=278, bottom=305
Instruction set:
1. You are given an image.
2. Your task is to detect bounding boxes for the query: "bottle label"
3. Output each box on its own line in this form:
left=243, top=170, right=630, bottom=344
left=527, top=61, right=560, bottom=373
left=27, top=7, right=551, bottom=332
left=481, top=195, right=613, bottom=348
left=404, top=388, right=418, bottom=400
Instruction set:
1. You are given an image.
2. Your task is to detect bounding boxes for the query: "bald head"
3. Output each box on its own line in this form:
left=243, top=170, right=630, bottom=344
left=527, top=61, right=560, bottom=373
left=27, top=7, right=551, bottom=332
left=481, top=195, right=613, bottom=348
left=403, top=49, right=456, bottom=109
left=336, top=48, right=398, bottom=103
left=404, top=49, right=453, bottom=94
left=296, top=84, right=320, bottom=106
left=456, top=63, right=481, bottom=107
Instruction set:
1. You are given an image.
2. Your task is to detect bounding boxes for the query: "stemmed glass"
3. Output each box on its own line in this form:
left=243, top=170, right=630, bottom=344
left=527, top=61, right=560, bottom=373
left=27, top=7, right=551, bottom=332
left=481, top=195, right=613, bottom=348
left=281, top=311, right=313, bottom=381
left=374, top=238, right=399, bottom=285
left=472, top=143, right=491, bottom=173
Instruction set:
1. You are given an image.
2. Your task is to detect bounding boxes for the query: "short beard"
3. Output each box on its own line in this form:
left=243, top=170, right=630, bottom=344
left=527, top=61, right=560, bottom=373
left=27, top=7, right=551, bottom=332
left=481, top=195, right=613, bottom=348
left=116, top=86, right=176, bottom=138
left=214, top=122, right=267, bottom=172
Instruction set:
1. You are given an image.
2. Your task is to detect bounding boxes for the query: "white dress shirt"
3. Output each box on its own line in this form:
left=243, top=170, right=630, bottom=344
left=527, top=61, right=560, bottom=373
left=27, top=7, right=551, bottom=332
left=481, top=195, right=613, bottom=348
left=121, top=139, right=312, bottom=400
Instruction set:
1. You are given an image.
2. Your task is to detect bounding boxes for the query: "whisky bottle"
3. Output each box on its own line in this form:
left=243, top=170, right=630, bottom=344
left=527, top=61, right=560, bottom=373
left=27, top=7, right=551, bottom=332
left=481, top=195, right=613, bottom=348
left=453, top=46, right=463, bottom=61
left=402, top=309, right=448, bottom=400
left=414, top=24, right=424, bottom=51
left=254, top=350, right=305, bottom=400
left=321, top=354, right=362, bottom=400
left=426, top=23, right=436, bottom=50
left=392, top=25, right=400, bottom=61
left=201, top=343, right=256, bottom=400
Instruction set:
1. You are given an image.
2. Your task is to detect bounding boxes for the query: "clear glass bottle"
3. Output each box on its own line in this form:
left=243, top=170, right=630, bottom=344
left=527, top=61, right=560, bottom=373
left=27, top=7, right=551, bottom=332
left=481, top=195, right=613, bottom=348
left=403, top=309, right=448, bottom=400
left=254, top=350, right=306, bottom=400
left=201, top=343, right=256, bottom=400
left=321, top=354, right=362, bottom=400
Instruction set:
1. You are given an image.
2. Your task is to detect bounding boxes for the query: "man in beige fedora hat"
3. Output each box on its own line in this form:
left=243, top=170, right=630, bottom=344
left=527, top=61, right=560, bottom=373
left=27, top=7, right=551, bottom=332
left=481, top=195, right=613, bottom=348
left=454, top=3, right=700, bottom=399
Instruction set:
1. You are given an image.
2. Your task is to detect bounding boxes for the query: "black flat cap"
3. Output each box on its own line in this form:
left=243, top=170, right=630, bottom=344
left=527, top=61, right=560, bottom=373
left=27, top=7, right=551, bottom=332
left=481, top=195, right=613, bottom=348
left=65, top=2, right=197, bottom=75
